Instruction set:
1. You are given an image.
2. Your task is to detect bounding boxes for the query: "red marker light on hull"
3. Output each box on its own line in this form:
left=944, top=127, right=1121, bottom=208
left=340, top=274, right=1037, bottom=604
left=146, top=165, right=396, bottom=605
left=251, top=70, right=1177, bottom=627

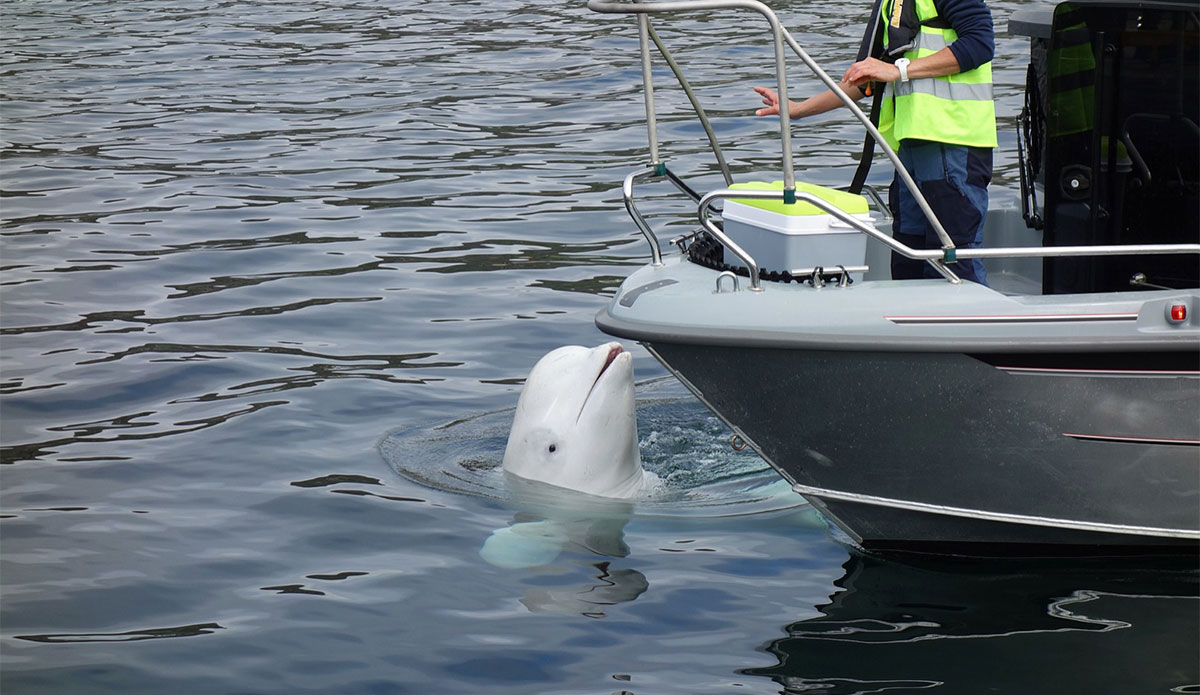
left=1168, top=304, right=1187, bottom=323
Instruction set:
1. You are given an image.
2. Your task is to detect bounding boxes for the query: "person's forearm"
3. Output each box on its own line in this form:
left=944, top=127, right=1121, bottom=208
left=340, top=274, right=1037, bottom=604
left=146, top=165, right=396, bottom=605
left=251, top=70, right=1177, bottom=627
left=906, top=47, right=963, bottom=80
left=790, top=81, right=865, bottom=119
left=843, top=49, right=964, bottom=90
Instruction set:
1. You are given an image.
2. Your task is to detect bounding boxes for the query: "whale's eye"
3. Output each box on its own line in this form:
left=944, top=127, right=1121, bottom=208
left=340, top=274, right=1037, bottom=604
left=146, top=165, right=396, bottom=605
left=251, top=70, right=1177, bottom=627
left=548, top=444, right=557, bottom=453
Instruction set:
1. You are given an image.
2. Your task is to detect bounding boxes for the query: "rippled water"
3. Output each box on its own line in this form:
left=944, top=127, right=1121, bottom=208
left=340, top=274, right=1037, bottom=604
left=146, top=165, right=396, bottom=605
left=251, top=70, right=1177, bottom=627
left=2, top=1, right=1196, bottom=693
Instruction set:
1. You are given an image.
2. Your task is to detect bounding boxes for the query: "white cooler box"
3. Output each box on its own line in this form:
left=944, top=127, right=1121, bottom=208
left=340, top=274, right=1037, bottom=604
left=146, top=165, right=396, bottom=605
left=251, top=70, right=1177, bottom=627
left=721, top=180, right=873, bottom=281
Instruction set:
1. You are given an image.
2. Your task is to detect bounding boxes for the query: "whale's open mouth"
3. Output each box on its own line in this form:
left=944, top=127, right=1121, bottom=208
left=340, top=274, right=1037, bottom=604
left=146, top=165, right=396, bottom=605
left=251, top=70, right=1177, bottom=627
left=578, top=344, right=625, bottom=421
left=599, top=344, right=623, bottom=378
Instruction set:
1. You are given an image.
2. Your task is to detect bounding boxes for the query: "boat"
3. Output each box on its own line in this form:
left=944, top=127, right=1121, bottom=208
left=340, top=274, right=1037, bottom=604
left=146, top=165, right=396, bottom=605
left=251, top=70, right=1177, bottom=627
left=586, top=0, right=1200, bottom=555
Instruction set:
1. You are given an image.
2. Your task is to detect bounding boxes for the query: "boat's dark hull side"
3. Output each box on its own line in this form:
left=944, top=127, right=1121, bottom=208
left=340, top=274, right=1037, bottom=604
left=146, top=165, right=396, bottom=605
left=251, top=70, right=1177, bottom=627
left=645, top=341, right=1200, bottom=553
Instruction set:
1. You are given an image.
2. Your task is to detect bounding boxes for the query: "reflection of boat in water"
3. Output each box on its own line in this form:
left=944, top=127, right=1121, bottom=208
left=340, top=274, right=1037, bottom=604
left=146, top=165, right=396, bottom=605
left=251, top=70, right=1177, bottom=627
left=742, top=552, right=1200, bottom=693
left=586, top=0, right=1199, bottom=554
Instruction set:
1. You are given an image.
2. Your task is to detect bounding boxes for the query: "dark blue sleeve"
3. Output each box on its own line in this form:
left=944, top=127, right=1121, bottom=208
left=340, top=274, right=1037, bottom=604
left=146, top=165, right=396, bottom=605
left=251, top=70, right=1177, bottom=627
left=935, top=0, right=995, bottom=71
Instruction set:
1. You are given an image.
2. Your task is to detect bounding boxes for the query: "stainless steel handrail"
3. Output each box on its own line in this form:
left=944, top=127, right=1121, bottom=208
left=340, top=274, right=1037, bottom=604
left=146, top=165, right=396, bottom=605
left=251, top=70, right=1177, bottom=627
left=623, top=167, right=665, bottom=265
left=589, top=0, right=797, bottom=195
left=949, top=243, right=1200, bottom=260
left=622, top=162, right=706, bottom=265
left=857, top=184, right=891, bottom=221
left=645, top=22, right=733, bottom=186
left=636, top=12, right=660, bottom=165
left=695, top=189, right=767, bottom=291
left=587, top=0, right=955, bottom=249
left=698, top=188, right=1200, bottom=291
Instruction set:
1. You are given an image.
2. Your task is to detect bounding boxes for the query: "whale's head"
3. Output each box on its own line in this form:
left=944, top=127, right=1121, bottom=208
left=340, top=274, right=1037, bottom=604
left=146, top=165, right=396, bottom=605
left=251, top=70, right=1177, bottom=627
left=502, top=343, right=643, bottom=499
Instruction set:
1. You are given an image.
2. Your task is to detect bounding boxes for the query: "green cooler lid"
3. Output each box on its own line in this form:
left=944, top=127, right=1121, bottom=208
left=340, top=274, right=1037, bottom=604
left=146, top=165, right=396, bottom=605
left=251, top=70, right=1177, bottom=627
left=728, top=180, right=869, bottom=216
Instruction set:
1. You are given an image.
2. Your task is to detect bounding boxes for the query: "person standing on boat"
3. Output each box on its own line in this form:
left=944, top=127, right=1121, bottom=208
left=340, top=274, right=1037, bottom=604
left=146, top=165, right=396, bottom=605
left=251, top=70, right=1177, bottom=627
left=754, top=0, right=996, bottom=284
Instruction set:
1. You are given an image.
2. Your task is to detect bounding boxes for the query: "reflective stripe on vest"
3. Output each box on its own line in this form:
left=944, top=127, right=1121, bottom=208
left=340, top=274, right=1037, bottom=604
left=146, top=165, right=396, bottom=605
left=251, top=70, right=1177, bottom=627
left=892, top=79, right=993, bottom=101
left=878, top=0, right=997, bottom=150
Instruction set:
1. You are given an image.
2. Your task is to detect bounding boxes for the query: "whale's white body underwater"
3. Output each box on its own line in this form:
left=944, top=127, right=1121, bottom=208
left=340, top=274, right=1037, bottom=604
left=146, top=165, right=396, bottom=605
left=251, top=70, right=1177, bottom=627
left=502, top=342, right=647, bottom=499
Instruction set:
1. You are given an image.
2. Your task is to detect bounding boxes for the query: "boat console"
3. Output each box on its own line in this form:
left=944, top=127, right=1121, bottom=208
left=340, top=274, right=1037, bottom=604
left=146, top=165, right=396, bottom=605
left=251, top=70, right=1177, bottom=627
left=1011, top=0, right=1199, bottom=295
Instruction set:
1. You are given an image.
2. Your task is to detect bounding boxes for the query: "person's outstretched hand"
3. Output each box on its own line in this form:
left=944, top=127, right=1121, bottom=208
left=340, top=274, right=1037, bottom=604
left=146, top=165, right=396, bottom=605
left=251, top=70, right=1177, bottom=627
left=753, top=86, right=783, bottom=117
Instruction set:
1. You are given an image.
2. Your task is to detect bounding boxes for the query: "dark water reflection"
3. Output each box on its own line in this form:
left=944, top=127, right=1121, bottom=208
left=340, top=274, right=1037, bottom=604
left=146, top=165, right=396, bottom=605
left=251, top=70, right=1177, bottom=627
left=747, top=553, right=1199, bottom=693
left=2, top=0, right=1195, bottom=693
left=16, top=622, right=226, bottom=645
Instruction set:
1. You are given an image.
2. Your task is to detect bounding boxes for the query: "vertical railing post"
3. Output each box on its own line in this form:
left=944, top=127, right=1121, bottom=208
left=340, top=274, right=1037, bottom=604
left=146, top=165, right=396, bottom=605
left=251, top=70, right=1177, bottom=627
left=770, top=25, right=796, bottom=202
left=636, top=9, right=661, bottom=165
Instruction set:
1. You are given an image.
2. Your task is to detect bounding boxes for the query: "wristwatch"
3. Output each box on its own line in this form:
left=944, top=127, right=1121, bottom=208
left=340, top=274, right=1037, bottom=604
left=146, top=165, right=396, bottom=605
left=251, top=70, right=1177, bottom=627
left=895, top=58, right=911, bottom=83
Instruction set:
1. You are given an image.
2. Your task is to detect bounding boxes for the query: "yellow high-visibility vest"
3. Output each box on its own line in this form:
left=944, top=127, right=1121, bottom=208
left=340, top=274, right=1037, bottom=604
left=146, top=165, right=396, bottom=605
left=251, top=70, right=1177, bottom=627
left=878, top=0, right=998, bottom=150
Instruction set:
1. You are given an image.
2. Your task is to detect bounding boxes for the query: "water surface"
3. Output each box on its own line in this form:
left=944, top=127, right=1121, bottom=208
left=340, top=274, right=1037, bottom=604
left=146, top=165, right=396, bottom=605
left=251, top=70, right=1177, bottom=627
left=2, top=1, right=1196, bottom=693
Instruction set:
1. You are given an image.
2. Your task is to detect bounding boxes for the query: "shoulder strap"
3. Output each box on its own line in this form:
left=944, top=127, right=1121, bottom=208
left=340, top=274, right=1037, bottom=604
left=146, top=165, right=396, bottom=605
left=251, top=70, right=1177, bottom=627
left=887, top=0, right=952, bottom=56
left=884, top=0, right=920, bottom=57
left=849, top=0, right=890, bottom=195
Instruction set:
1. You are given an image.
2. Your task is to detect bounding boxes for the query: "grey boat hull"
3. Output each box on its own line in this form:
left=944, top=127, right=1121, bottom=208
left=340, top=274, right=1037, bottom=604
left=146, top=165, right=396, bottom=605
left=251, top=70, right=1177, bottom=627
left=597, top=258, right=1200, bottom=554
left=644, top=341, right=1198, bottom=553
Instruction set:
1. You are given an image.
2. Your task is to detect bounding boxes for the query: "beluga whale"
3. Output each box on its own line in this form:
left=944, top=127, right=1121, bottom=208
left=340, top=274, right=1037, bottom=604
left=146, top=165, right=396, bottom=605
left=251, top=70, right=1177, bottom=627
left=502, top=342, right=649, bottom=499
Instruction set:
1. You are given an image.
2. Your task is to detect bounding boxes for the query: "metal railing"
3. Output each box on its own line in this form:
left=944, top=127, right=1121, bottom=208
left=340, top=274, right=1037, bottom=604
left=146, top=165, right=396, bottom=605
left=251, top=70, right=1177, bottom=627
left=622, top=163, right=702, bottom=266
left=591, top=0, right=1200, bottom=290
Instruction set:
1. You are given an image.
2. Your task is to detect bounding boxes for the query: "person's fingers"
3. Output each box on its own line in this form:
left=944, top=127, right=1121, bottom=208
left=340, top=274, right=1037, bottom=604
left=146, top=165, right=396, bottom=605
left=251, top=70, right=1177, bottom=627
left=753, top=86, right=780, bottom=116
